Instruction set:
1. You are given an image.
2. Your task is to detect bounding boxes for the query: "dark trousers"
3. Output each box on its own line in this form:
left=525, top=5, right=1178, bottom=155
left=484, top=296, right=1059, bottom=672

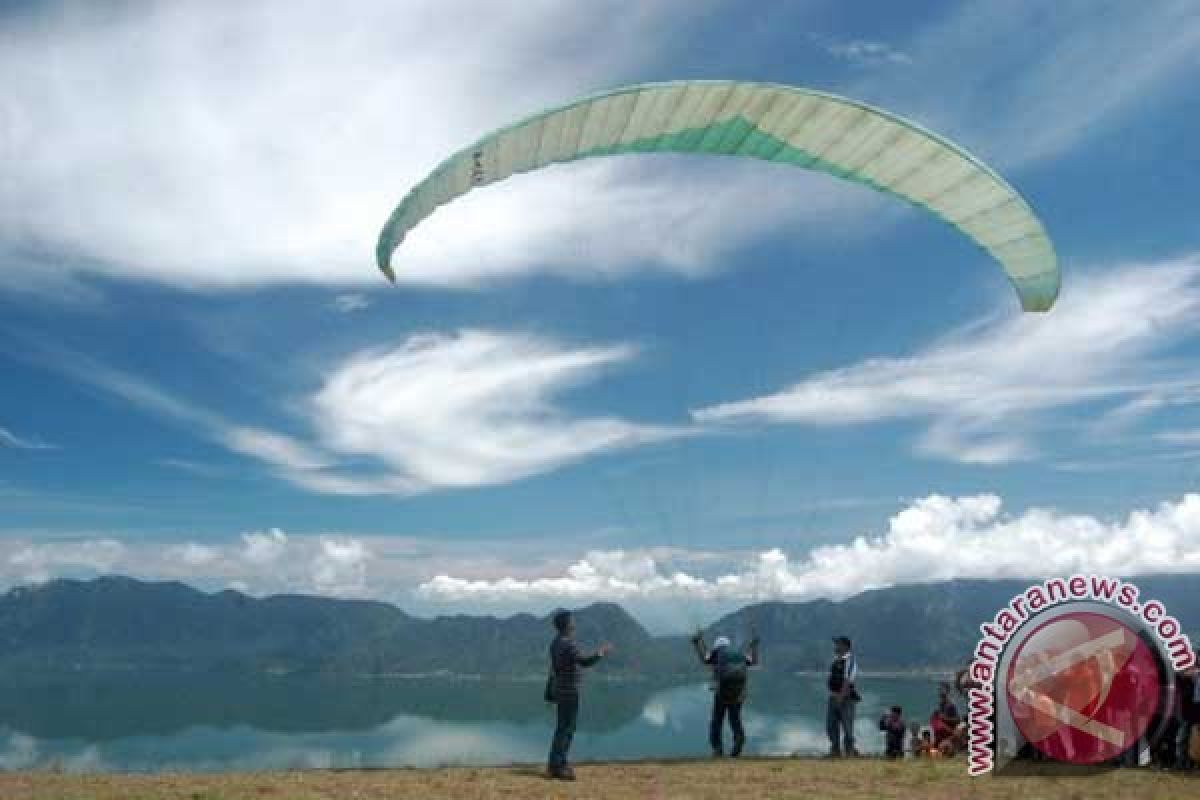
left=826, top=695, right=857, bottom=754
left=885, top=734, right=904, bottom=758
left=710, top=694, right=745, bottom=752
left=548, top=693, right=579, bottom=770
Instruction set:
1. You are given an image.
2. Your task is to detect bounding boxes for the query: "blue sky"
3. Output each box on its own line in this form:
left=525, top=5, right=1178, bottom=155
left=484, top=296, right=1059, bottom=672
left=3, top=1, right=1200, bottom=630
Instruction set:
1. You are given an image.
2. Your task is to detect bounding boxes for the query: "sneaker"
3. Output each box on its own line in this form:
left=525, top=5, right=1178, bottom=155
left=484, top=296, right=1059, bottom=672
left=822, top=750, right=842, bottom=759
left=550, top=766, right=576, bottom=781
left=731, top=737, right=745, bottom=758
left=712, top=748, right=724, bottom=758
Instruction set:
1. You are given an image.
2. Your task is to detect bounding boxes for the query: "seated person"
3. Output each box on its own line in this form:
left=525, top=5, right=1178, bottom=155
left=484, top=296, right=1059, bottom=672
left=930, top=684, right=961, bottom=749
left=915, top=729, right=938, bottom=758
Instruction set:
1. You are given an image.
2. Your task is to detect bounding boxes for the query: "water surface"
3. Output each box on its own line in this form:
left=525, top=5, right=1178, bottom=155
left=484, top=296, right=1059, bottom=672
left=0, top=673, right=945, bottom=771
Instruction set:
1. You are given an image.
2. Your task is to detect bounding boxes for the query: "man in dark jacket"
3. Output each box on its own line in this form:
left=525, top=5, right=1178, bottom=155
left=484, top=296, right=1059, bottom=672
left=1179, top=666, right=1199, bottom=769
left=693, top=629, right=759, bottom=757
left=879, top=705, right=906, bottom=758
left=546, top=610, right=612, bottom=781
left=826, top=635, right=860, bottom=758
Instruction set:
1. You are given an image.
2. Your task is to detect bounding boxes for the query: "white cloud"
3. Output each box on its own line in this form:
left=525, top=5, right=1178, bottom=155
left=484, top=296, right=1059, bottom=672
left=0, top=528, right=379, bottom=599
left=418, top=548, right=708, bottom=601
left=692, top=259, right=1200, bottom=464
left=306, top=329, right=686, bottom=491
left=856, top=1, right=1200, bottom=168
left=389, top=157, right=887, bottom=289
left=331, top=293, right=370, bottom=313
left=156, top=458, right=223, bottom=477
left=3, top=2, right=1195, bottom=298
left=29, top=328, right=679, bottom=495
left=170, top=542, right=219, bottom=567
left=7, top=539, right=127, bottom=584
left=240, top=528, right=289, bottom=566
left=3, top=0, right=870, bottom=293
left=0, top=426, right=57, bottom=450
left=310, top=537, right=370, bottom=594
left=817, top=37, right=912, bottom=67
left=417, top=491, right=1200, bottom=605
left=1156, top=430, right=1200, bottom=446
left=8, top=491, right=1200, bottom=623
left=22, top=343, right=337, bottom=482
left=221, top=427, right=330, bottom=471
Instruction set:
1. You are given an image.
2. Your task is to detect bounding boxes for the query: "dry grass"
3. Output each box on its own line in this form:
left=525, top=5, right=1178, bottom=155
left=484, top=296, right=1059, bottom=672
left=0, top=758, right=1197, bottom=800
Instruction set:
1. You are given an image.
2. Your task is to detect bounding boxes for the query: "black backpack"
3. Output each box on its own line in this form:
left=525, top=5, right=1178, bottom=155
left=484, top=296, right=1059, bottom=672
left=715, top=648, right=748, bottom=700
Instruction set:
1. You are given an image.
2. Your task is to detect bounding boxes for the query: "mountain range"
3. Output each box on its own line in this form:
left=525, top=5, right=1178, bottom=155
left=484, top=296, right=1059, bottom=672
left=1, top=574, right=1196, bottom=675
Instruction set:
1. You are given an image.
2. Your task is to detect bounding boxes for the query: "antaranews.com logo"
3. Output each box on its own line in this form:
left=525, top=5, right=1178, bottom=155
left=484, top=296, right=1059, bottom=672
left=967, top=574, right=1194, bottom=775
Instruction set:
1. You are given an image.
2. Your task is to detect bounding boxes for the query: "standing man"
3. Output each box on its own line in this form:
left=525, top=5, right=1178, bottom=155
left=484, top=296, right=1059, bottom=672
left=1177, top=664, right=1199, bottom=769
left=547, top=610, right=612, bottom=781
left=878, top=705, right=906, bottom=759
left=826, top=635, right=860, bottom=758
left=692, top=629, right=760, bottom=758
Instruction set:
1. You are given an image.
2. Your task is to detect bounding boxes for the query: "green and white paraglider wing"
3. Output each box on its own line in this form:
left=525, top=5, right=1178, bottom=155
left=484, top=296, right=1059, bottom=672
left=376, top=80, right=1059, bottom=311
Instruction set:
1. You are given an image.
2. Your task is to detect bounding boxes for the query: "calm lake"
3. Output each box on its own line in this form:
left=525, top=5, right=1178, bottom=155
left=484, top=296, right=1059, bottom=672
left=0, top=673, right=945, bottom=772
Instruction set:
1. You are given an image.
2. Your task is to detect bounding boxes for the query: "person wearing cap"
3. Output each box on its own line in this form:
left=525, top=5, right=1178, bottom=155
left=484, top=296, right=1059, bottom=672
left=826, top=635, right=860, bottom=758
left=692, top=629, right=760, bottom=757
left=546, top=610, right=613, bottom=781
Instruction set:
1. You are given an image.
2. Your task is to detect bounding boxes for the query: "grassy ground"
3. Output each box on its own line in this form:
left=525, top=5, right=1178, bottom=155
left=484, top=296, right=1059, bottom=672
left=1, top=758, right=1198, bottom=800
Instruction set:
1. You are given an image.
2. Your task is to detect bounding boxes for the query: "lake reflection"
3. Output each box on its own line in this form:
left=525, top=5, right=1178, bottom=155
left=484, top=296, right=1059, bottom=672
left=0, top=673, right=944, bottom=772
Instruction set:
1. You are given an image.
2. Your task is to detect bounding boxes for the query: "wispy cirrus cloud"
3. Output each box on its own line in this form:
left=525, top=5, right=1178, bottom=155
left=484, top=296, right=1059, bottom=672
left=4, top=1, right=1196, bottom=299
left=330, top=293, right=370, bottom=313
left=855, top=0, right=1200, bottom=168
left=0, top=0, right=900, bottom=296
left=0, top=426, right=56, bottom=451
left=308, top=330, right=686, bottom=492
left=21, top=329, right=681, bottom=495
left=813, top=35, right=911, bottom=67
left=692, top=258, right=1200, bottom=464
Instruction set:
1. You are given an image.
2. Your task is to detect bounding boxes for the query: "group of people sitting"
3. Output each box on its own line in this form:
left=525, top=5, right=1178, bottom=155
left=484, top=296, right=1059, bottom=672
left=878, top=683, right=966, bottom=760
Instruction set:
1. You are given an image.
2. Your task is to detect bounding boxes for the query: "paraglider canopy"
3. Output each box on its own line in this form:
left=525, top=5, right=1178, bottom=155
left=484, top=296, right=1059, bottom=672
left=376, top=80, right=1059, bottom=312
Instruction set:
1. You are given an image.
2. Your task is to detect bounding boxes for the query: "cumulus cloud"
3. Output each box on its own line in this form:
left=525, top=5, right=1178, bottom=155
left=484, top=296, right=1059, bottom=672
left=6, top=539, right=127, bottom=584
left=310, top=537, right=370, bottom=594
left=417, top=492, right=1200, bottom=604
left=9, top=492, right=1200, bottom=624
left=0, top=528, right=377, bottom=599
left=693, top=259, right=1200, bottom=464
left=170, top=542, right=219, bottom=567
left=240, top=528, right=289, bottom=566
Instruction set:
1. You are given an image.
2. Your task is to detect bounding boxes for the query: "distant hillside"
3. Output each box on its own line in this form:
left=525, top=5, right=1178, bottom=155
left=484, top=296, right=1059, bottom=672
left=707, top=576, right=1200, bottom=672
left=1, top=574, right=1197, bottom=675
left=0, top=576, right=686, bottom=675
